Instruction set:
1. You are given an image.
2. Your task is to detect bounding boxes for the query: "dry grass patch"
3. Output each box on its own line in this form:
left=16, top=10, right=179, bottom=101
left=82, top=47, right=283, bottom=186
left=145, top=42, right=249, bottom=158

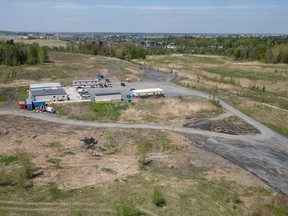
left=120, top=97, right=222, bottom=125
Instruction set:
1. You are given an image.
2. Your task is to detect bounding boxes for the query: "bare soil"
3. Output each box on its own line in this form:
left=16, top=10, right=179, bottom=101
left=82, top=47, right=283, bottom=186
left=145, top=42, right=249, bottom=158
left=0, top=115, right=267, bottom=191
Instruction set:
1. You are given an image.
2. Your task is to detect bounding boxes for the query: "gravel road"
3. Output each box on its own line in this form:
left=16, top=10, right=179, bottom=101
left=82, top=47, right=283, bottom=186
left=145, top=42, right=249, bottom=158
left=1, top=77, right=288, bottom=195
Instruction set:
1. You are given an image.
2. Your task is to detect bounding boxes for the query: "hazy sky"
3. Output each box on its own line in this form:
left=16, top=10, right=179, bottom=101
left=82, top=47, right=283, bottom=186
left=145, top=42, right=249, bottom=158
left=1, top=0, right=288, bottom=33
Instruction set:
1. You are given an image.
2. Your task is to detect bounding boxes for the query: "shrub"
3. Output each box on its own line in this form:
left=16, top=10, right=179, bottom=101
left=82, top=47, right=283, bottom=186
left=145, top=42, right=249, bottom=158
left=0, top=170, right=13, bottom=186
left=232, top=192, right=241, bottom=204
left=151, top=187, right=166, bottom=207
left=115, top=200, right=140, bottom=216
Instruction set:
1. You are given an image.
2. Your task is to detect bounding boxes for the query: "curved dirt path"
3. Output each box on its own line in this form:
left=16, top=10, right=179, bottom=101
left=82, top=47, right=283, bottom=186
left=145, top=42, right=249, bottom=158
left=0, top=82, right=288, bottom=195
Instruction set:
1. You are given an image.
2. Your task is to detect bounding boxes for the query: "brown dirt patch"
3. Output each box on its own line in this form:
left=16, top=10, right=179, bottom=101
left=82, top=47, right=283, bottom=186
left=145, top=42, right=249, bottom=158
left=0, top=114, right=268, bottom=192
left=120, top=97, right=219, bottom=125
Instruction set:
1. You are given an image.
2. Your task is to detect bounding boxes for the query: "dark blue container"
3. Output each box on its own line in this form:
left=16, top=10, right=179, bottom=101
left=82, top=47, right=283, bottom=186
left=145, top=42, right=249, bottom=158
left=97, top=74, right=104, bottom=79
left=32, top=101, right=46, bottom=108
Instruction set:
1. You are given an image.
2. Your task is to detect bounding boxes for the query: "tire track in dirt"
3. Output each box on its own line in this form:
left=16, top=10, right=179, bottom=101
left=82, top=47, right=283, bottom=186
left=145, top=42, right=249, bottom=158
left=0, top=201, right=113, bottom=214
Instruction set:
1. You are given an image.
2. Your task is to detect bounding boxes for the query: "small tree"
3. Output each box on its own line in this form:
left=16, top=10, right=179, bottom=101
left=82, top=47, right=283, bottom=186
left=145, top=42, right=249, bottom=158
left=151, top=187, right=166, bottom=207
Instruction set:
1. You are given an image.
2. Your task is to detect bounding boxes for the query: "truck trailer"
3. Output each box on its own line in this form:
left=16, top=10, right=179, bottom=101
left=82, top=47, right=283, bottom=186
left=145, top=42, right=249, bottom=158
left=131, top=88, right=164, bottom=98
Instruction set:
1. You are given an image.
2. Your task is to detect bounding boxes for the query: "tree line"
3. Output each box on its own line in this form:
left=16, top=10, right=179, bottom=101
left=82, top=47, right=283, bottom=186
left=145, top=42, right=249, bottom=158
left=0, top=40, right=49, bottom=66
left=55, top=36, right=288, bottom=64
left=60, top=42, right=147, bottom=60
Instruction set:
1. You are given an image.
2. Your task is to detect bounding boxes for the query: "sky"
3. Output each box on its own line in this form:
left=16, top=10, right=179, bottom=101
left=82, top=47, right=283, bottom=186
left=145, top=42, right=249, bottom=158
left=0, top=0, right=288, bottom=34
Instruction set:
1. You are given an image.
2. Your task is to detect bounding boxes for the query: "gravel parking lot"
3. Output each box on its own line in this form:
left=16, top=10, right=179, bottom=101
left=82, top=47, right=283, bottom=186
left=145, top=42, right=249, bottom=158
left=66, top=80, right=196, bottom=102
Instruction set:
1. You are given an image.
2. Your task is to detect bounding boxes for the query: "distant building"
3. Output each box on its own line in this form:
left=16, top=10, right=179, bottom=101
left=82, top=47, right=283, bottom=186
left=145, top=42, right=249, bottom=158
left=141, top=41, right=156, bottom=48
left=166, top=43, right=176, bottom=49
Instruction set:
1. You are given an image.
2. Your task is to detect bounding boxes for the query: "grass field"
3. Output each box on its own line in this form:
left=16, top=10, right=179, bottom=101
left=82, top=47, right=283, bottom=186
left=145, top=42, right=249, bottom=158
left=53, top=98, right=224, bottom=125
left=134, top=54, right=288, bottom=137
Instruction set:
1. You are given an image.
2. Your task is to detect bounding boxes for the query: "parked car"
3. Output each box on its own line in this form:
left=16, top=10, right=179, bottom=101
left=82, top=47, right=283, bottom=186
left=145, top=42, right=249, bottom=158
left=105, top=78, right=110, bottom=83
left=130, top=88, right=136, bottom=91
left=91, top=85, right=96, bottom=88
left=121, top=83, right=126, bottom=87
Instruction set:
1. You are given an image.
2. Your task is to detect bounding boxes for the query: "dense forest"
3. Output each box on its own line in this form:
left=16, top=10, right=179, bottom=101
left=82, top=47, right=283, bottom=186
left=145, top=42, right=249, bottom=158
left=56, top=36, right=288, bottom=64
left=0, top=40, right=49, bottom=66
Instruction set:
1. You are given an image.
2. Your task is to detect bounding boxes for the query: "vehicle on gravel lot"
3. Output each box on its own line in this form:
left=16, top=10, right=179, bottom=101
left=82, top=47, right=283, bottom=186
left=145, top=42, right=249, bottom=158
left=121, top=83, right=126, bottom=87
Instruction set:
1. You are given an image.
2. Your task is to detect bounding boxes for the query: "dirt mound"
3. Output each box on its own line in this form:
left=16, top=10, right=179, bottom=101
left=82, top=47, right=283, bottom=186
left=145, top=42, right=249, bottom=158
left=184, top=115, right=260, bottom=135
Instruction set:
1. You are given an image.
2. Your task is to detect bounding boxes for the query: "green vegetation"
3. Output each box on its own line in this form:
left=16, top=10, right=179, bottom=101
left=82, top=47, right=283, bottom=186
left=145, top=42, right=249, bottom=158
left=45, top=142, right=61, bottom=148
left=0, top=155, right=19, bottom=165
left=0, top=40, right=48, bottom=66
left=209, top=95, right=222, bottom=108
left=47, top=158, right=61, bottom=168
left=66, top=42, right=147, bottom=60
left=59, top=151, right=75, bottom=157
left=63, top=36, right=288, bottom=63
left=115, top=200, right=141, bottom=216
left=66, top=102, right=128, bottom=121
left=0, top=153, right=36, bottom=187
left=0, top=95, right=5, bottom=102
left=151, top=187, right=166, bottom=207
left=0, top=87, right=28, bottom=102
left=204, top=67, right=288, bottom=81
left=266, top=204, right=288, bottom=216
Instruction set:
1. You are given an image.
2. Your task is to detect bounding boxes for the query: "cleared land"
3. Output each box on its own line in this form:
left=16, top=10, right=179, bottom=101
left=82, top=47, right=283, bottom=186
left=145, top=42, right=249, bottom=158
left=134, top=54, right=288, bottom=137
left=0, top=115, right=287, bottom=216
left=0, top=52, right=143, bottom=87
left=0, top=36, right=67, bottom=48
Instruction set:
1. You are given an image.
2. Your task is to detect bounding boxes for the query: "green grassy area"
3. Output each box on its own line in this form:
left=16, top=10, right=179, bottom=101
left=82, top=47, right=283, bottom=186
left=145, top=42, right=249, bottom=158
left=0, top=153, right=37, bottom=188
left=0, top=171, right=285, bottom=216
left=0, top=95, right=6, bottom=102
left=145, top=54, right=225, bottom=66
left=204, top=67, right=288, bottom=81
left=0, top=52, right=138, bottom=84
left=0, top=87, right=28, bottom=103
left=228, top=97, right=288, bottom=137
left=54, top=102, right=128, bottom=121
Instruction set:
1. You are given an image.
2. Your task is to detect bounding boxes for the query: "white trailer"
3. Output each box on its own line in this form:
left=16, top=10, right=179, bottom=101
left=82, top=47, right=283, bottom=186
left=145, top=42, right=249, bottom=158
left=131, top=88, right=164, bottom=98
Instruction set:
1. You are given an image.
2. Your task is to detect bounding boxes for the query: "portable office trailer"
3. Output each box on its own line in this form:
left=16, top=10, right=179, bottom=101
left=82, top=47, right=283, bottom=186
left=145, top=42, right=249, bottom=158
left=94, top=92, right=122, bottom=102
left=131, top=88, right=164, bottom=98
left=31, top=89, right=68, bottom=102
left=30, top=83, right=61, bottom=91
left=73, top=80, right=98, bottom=87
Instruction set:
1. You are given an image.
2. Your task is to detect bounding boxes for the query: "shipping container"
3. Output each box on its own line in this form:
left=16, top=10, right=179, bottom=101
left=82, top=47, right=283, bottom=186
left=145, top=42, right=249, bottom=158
left=26, top=98, right=33, bottom=110
left=32, top=101, right=46, bottom=108
left=19, top=101, right=26, bottom=110
left=97, top=74, right=104, bottom=79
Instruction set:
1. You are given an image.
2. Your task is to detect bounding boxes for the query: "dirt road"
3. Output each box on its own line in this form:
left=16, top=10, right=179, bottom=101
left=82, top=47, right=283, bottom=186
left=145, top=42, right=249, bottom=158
left=1, top=80, right=287, bottom=195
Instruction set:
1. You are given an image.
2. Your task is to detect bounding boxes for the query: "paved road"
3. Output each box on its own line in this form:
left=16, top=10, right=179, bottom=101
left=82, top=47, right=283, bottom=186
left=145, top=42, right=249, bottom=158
left=1, top=80, right=288, bottom=195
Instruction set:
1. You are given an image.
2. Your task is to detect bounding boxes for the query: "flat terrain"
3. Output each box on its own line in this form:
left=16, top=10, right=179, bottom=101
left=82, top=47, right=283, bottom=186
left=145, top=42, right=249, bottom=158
left=0, top=36, right=67, bottom=48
